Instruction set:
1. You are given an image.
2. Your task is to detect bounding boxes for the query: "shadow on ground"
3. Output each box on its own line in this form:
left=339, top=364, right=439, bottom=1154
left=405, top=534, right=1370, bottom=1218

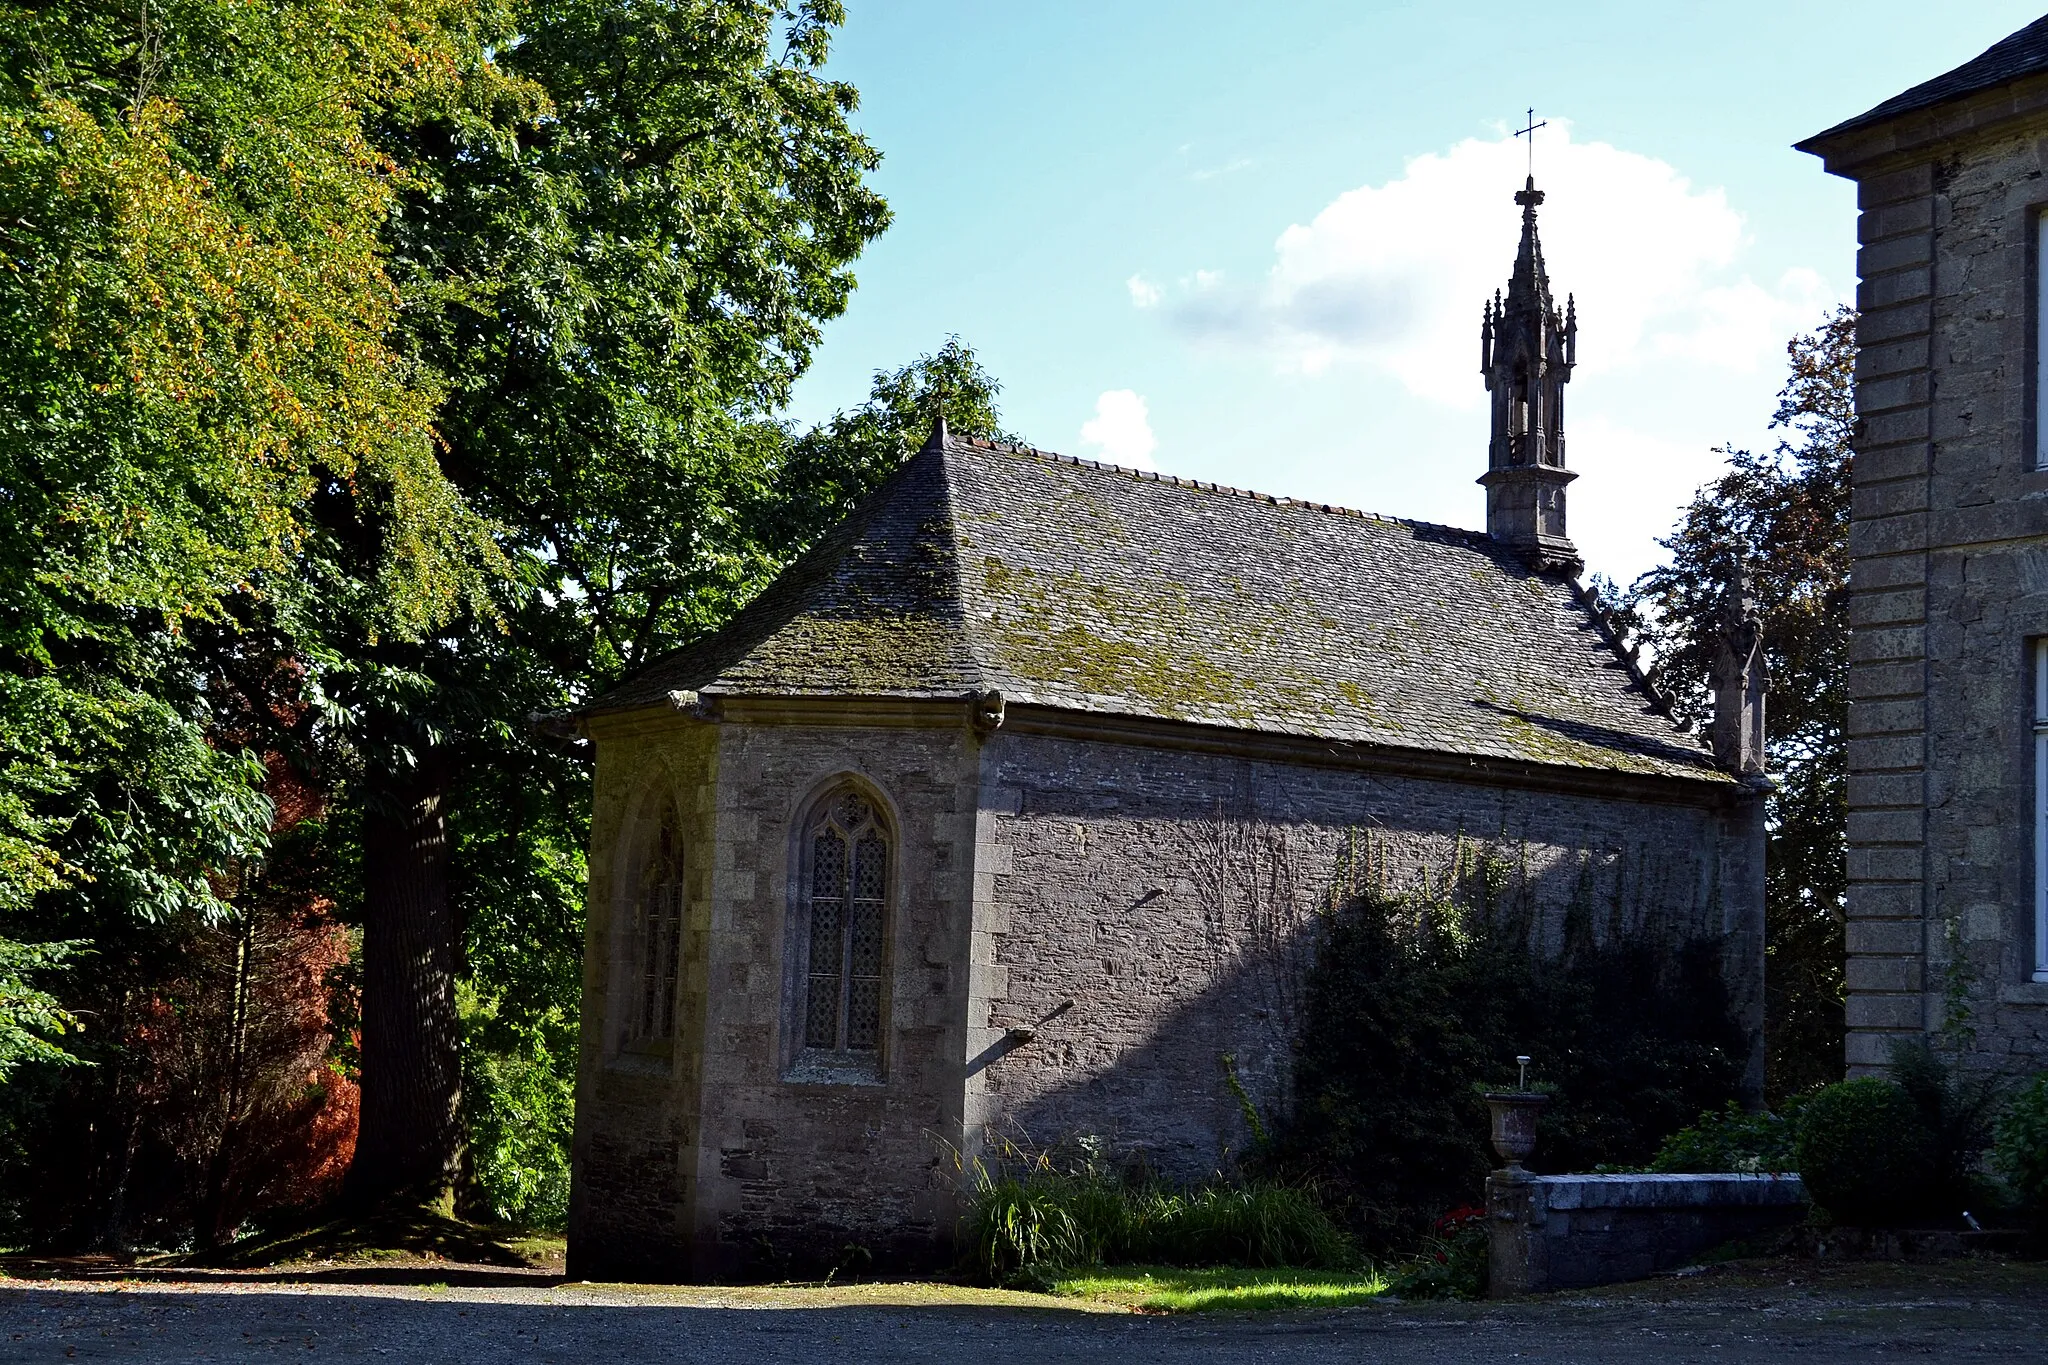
left=0, top=1255, right=2043, bottom=1363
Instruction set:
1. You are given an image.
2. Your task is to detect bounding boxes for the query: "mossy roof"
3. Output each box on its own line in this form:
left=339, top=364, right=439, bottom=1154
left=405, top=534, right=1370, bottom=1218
left=594, top=436, right=1727, bottom=783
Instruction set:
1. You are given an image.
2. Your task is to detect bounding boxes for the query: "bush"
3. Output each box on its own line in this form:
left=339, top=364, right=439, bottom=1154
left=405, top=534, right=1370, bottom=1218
left=1276, top=841, right=1748, bottom=1247
left=1794, top=1078, right=1933, bottom=1224
left=1887, top=1039, right=2006, bottom=1213
left=1650, top=1102, right=1799, bottom=1174
left=1993, top=1073, right=2048, bottom=1217
left=1382, top=1205, right=1488, bottom=1300
left=962, top=1164, right=1354, bottom=1282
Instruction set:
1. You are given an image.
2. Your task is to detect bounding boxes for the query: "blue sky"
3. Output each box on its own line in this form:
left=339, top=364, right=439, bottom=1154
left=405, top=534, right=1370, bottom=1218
left=786, top=2, right=2046, bottom=588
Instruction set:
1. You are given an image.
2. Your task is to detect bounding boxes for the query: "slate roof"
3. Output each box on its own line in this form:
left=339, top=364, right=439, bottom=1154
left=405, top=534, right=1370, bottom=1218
left=594, top=435, right=1729, bottom=784
left=1800, top=14, right=2048, bottom=145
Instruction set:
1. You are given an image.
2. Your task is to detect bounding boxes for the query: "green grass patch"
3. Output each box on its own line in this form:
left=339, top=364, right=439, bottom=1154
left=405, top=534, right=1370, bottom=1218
left=1046, top=1265, right=1389, bottom=1313
left=964, top=1169, right=1355, bottom=1279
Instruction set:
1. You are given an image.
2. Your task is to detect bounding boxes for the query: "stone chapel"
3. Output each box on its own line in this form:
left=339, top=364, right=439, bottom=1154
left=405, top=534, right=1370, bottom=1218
left=565, top=178, right=1768, bottom=1279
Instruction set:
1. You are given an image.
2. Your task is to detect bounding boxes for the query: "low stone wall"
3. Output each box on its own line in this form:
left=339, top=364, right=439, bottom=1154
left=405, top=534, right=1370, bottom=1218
left=1486, top=1172, right=1807, bottom=1297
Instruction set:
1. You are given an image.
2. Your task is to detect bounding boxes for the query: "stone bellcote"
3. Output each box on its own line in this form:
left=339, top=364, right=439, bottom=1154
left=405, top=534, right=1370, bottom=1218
left=1479, top=176, right=1581, bottom=574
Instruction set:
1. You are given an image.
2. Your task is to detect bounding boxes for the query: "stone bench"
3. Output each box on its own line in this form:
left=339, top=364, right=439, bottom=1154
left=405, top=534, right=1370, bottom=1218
left=1486, top=1172, right=1808, bottom=1296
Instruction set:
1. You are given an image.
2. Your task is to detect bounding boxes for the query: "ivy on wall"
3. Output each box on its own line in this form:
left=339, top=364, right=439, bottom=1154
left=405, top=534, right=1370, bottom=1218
left=1271, top=832, right=1747, bottom=1247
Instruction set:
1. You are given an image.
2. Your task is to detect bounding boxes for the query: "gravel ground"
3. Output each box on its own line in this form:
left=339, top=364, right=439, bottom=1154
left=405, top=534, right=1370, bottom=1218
left=0, top=1259, right=2042, bottom=1363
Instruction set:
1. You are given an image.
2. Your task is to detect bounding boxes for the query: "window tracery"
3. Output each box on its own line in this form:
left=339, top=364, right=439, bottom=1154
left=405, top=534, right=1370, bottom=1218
left=799, top=790, right=889, bottom=1058
left=629, top=803, right=684, bottom=1044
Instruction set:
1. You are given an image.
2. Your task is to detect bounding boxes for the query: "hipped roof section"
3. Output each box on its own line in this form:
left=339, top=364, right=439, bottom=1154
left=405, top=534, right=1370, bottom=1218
left=593, top=436, right=1727, bottom=783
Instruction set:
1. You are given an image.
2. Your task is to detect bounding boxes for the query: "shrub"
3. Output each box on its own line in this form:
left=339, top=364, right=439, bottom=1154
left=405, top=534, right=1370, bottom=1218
left=1887, top=1039, right=2007, bottom=1213
left=1276, top=839, right=1748, bottom=1247
left=1158, top=1183, right=1355, bottom=1270
left=962, top=1164, right=1354, bottom=1282
left=1650, top=1101, right=1799, bottom=1174
left=1794, top=1078, right=1934, bottom=1224
left=1383, top=1205, right=1488, bottom=1300
left=1992, top=1073, right=2048, bottom=1217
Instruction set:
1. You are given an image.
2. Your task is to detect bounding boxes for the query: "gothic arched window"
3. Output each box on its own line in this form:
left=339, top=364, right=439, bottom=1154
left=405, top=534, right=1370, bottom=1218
left=797, top=790, right=890, bottom=1058
left=627, top=803, right=684, bottom=1045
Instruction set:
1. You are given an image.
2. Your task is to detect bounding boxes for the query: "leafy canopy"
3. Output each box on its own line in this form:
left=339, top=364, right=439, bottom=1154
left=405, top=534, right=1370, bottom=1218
left=0, top=0, right=517, bottom=1069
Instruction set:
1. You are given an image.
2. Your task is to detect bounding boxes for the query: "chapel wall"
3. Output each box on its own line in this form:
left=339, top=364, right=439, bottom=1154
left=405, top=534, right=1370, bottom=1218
left=567, top=713, right=720, bottom=1279
left=966, top=730, right=1764, bottom=1184
left=1844, top=120, right=2048, bottom=1075
left=678, top=716, right=981, bottom=1275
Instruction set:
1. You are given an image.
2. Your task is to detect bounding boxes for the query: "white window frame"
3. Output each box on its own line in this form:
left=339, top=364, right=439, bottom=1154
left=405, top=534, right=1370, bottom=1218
left=2035, top=640, right=2048, bottom=981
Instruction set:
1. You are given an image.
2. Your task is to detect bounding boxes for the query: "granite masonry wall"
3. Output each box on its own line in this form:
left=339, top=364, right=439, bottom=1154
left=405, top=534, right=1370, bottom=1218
left=1486, top=1173, right=1808, bottom=1296
left=571, top=705, right=1762, bottom=1277
left=965, top=725, right=1765, bottom=1183
left=569, top=707, right=981, bottom=1279
left=568, top=710, right=720, bottom=1277
left=1834, top=114, right=2048, bottom=1074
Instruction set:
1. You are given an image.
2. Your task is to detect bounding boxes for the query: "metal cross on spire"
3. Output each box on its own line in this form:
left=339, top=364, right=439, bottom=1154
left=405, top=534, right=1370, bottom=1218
left=1515, top=107, right=1547, bottom=178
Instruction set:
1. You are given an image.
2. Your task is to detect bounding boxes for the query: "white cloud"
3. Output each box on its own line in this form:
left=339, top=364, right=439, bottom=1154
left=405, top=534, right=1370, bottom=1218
left=1079, top=389, right=1158, bottom=471
left=1161, top=124, right=1834, bottom=404
left=1126, top=273, right=1162, bottom=308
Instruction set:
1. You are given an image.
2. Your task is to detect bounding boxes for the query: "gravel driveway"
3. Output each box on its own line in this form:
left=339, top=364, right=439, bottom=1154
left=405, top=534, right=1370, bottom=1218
left=0, top=1259, right=2042, bottom=1363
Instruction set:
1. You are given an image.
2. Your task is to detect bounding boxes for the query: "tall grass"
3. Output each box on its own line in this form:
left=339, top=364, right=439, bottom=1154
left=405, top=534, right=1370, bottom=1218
left=963, top=1166, right=1354, bottom=1280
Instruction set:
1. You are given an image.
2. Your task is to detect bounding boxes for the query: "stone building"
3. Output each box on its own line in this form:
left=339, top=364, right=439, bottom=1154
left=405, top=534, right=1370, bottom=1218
left=565, top=179, right=1768, bottom=1278
left=1798, top=16, right=2048, bottom=1078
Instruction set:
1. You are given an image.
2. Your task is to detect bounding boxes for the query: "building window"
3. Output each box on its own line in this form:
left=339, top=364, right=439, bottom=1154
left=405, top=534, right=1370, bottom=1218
left=796, top=790, right=890, bottom=1062
left=629, top=804, right=684, bottom=1044
left=2036, top=642, right=2048, bottom=981
left=2039, top=210, right=2048, bottom=470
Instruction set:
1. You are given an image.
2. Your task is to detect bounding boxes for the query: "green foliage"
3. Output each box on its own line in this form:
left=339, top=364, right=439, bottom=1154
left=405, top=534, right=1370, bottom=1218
left=1992, top=1074, right=2048, bottom=1216
left=0, top=0, right=512, bottom=1077
left=0, top=0, right=1000, bottom=1244
left=963, top=1163, right=1353, bottom=1283
left=457, top=984, right=575, bottom=1230
left=1618, top=308, right=1854, bottom=1101
left=297, top=0, right=919, bottom=1203
left=1651, top=1101, right=1801, bottom=1174
left=1277, top=834, right=1747, bottom=1247
left=1381, top=1209, right=1489, bottom=1300
left=0, top=939, right=88, bottom=1082
left=1886, top=1038, right=2007, bottom=1214
left=770, top=336, right=1018, bottom=550
left=1794, top=1078, right=1933, bottom=1225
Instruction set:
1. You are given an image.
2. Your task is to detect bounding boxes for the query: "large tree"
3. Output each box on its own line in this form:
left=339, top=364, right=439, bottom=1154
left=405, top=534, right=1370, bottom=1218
left=1617, top=307, right=1853, bottom=1100
left=0, top=0, right=526, bottom=1245
left=0, top=0, right=508, bottom=1064
left=312, top=0, right=893, bottom=1207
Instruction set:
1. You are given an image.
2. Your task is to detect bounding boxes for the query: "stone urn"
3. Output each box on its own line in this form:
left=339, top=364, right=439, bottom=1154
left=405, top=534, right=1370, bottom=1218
left=1482, top=1091, right=1549, bottom=1176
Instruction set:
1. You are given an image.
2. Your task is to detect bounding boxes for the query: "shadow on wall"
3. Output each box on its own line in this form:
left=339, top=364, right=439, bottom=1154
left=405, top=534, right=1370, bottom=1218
left=971, top=810, right=1750, bottom=1235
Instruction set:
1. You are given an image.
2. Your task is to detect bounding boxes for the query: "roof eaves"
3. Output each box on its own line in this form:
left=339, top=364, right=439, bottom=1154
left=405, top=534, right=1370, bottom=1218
left=1797, top=15, right=2048, bottom=156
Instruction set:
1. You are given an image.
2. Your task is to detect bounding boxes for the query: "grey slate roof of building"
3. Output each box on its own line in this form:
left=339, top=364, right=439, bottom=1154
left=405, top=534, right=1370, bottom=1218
left=1800, top=13, right=2048, bottom=144
left=594, top=435, right=1729, bottom=784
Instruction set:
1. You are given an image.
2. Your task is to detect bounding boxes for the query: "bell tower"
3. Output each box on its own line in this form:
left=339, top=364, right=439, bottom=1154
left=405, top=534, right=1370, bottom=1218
left=1479, top=176, right=1580, bottom=573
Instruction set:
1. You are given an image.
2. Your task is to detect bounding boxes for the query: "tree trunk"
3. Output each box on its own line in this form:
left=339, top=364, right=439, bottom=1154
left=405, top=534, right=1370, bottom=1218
left=345, top=766, right=463, bottom=1209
